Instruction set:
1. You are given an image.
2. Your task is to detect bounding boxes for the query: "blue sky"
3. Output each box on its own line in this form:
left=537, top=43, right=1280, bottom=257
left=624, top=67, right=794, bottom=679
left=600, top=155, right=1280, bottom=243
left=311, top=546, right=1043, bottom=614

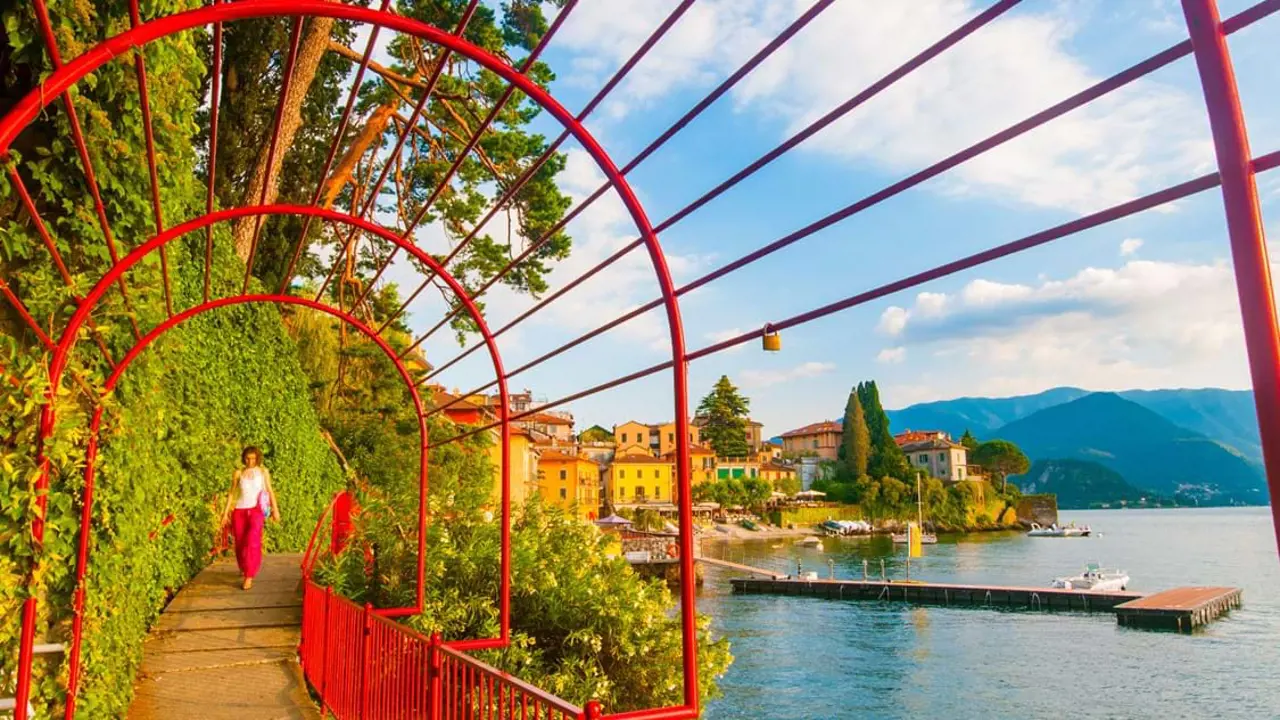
left=372, top=0, right=1280, bottom=440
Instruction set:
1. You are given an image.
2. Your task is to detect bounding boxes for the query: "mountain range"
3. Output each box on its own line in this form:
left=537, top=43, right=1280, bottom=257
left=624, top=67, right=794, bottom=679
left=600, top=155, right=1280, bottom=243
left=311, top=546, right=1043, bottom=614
left=887, top=388, right=1269, bottom=507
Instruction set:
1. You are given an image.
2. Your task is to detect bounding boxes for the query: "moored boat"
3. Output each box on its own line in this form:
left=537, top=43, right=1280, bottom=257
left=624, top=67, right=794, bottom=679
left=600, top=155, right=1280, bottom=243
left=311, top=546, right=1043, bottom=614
left=1028, top=522, right=1091, bottom=538
left=1051, top=563, right=1129, bottom=591
left=796, top=536, right=824, bottom=550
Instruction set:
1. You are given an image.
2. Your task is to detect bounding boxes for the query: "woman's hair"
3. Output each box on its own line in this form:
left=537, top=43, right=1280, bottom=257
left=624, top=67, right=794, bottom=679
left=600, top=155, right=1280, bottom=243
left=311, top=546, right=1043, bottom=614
left=242, top=446, right=263, bottom=465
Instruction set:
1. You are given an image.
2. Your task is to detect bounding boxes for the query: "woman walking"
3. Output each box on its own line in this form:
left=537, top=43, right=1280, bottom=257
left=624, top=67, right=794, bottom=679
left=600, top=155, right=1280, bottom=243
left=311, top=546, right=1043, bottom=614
left=222, top=446, right=281, bottom=590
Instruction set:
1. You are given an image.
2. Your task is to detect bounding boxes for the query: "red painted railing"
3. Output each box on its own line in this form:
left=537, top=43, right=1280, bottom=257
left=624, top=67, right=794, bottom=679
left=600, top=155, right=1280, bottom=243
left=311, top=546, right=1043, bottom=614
left=300, top=580, right=587, bottom=719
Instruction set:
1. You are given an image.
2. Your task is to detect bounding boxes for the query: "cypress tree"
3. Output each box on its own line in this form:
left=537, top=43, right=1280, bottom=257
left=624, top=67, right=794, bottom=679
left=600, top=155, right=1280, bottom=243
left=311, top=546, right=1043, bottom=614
left=839, top=388, right=871, bottom=478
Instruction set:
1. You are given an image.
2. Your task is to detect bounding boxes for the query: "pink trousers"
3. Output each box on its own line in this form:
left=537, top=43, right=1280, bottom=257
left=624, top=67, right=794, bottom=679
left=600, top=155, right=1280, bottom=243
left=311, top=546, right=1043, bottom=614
left=231, top=508, right=264, bottom=578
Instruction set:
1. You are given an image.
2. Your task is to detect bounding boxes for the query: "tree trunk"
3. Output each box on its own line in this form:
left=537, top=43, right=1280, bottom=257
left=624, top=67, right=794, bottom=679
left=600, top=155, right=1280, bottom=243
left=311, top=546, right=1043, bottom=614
left=322, top=99, right=399, bottom=210
left=232, top=11, right=337, bottom=262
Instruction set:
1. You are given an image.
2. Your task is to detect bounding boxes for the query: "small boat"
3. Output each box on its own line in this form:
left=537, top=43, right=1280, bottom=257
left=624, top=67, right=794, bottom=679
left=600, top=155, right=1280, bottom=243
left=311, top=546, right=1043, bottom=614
left=1051, top=563, right=1129, bottom=591
left=740, top=519, right=759, bottom=531
left=1027, top=522, right=1091, bottom=538
left=820, top=519, right=873, bottom=536
left=892, top=473, right=937, bottom=544
left=891, top=530, right=937, bottom=544
left=795, top=536, right=824, bottom=550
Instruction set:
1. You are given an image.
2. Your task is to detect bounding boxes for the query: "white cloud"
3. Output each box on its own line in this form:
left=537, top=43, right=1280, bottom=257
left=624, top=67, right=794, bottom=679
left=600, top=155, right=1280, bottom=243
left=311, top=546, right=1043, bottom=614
left=877, top=347, right=906, bottom=364
left=876, top=255, right=1257, bottom=396
left=877, top=305, right=910, bottom=336
left=739, top=360, right=836, bottom=388
left=1120, top=237, right=1144, bottom=256
left=556, top=1, right=1211, bottom=213
left=705, top=327, right=747, bottom=353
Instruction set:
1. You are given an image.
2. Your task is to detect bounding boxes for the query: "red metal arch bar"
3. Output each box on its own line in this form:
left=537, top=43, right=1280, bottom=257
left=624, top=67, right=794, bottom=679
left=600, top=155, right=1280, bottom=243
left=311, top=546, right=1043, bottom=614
left=6, top=166, right=118, bottom=368
left=204, top=0, right=225, bottom=299
left=353, top=0, right=581, bottom=315
left=425, top=0, right=1280, bottom=403
left=11, top=206, right=512, bottom=719
left=278, top=0, right=395, bottom=295
left=384, top=0, right=697, bottom=342
left=419, top=0, right=1023, bottom=380
left=242, top=17, right=304, bottom=292
left=6, top=5, right=698, bottom=717
left=61, top=293, right=429, bottom=719
left=127, top=0, right=175, bottom=317
left=1182, top=0, right=1280, bottom=553
left=29, top=0, right=143, bottom=341
left=437, top=150, right=1280, bottom=449
left=400, top=0, right=837, bottom=353
left=314, top=1, right=481, bottom=309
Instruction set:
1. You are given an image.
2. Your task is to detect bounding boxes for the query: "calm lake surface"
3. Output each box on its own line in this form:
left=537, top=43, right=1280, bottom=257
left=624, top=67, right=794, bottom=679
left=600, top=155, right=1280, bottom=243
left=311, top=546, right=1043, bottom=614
left=697, top=507, right=1280, bottom=720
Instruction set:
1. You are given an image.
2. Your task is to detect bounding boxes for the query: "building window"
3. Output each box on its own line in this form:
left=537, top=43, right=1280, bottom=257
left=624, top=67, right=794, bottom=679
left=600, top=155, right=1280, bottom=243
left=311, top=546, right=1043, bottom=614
left=918, top=454, right=928, bottom=463
left=559, top=488, right=567, bottom=499
left=619, top=469, right=625, bottom=479
left=559, top=469, right=567, bottom=480
left=622, top=432, right=627, bottom=443
left=937, top=453, right=946, bottom=463
left=619, top=486, right=625, bottom=498
left=812, top=439, right=818, bottom=449
left=668, top=432, right=674, bottom=443
left=655, top=486, right=661, bottom=499
left=654, top=469, right=660, bottom=478
left=750, top=468, right=757, bottom=478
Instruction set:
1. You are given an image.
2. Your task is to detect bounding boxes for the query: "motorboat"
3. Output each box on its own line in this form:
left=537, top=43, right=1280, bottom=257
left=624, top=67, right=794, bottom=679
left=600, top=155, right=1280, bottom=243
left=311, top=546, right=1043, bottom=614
left=820, top=519, right=872, bottom=536
left=1051, top=563, right=1129, bottom=591
left=795, top=536, right=824, bottom=550
left=1027, top=522, right=1091, bottom=538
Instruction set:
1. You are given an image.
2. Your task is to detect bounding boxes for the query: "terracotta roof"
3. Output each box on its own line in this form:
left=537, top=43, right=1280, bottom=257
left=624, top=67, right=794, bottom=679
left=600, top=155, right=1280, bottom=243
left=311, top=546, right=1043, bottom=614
left=612, top=453, right=671, bottom=465
left=762, top=462, right=795, bottom=473
left=537, top=449, right=588, bottom=462
left=893, top=429, right=950, bottom=445
left=780, top=420, right=841, bottom=438
left=901, top=438, right=966, bottom=452
left=527, top=412, right=573, bottom=426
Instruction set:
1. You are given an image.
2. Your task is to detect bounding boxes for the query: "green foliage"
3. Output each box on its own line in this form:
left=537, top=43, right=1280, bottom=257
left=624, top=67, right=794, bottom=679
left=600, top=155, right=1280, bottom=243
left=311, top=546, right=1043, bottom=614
left=838, top=388, right=870, bottom=479
left=960, top=428, right=979, bottom=451
left=971, top=439, right=1031, bottom=491
left=692, top=477, right=771, bottom=513
left=696, top=376, right=750, bottom=458
left=578, top=425, right=612, bottom=443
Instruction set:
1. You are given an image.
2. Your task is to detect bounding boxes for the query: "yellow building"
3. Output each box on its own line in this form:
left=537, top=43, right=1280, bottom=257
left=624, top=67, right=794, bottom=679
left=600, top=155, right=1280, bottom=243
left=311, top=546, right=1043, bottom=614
left=608, top=453, right=674, bottom=504
left=760, top=461, right=797, bottom=489
left=613, top=420, right=651, bottom=456
left=536, top=449, right=601, bottom=521
left=684, top=444, right=717, bottom=486
left=486, top=427, right=541, bottom=508
left=653, top=421, right=701, bottom=458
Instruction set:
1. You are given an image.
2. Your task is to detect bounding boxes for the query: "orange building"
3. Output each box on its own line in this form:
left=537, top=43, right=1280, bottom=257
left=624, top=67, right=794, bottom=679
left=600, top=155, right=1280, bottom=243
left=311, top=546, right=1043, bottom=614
left=780, top=420, right=842, bottom=460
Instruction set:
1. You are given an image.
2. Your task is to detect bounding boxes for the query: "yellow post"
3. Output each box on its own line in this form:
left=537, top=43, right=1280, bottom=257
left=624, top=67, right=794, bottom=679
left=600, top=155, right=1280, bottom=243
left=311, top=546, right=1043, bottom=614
left=908, top=521, right=922, bottom=558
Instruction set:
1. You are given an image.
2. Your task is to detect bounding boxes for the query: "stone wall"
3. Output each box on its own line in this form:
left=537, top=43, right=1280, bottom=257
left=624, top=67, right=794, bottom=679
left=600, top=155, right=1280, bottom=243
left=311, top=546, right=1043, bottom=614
left=1016, top=494, right=1059, bottom=527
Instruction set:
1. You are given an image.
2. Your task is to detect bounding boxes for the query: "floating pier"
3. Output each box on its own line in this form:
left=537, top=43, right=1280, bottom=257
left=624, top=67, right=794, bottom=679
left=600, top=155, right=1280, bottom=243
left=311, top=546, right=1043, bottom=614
left=729, top=577, right=1241, bottom=631
left=1114, top=586, right=1243, bottom=632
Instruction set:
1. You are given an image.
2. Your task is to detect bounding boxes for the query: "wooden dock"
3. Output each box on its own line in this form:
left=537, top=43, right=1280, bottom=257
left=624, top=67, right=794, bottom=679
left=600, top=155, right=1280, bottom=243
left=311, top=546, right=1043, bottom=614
left=1114, top=586, right=1243, bottom=632
left=730, top=577, right=1241, bottom=630
left=127, top=553, right=319, bottom=719
left=698, top=556, right=786, bottom=578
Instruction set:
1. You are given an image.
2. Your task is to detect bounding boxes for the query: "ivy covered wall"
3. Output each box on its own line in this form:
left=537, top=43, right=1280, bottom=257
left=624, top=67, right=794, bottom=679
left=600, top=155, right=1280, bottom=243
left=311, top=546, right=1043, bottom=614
left=0, top=2, right=345, bottom=716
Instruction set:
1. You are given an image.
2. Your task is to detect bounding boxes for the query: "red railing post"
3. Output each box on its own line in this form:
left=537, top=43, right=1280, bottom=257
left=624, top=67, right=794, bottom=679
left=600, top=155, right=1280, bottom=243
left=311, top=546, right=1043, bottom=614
left=428, top=633, right=443, bottom=720
left=584, top=699, right=604, bottom=719
left=359, top=602, right=373, bottom=719
left=319, top=586, right=333, bottom=716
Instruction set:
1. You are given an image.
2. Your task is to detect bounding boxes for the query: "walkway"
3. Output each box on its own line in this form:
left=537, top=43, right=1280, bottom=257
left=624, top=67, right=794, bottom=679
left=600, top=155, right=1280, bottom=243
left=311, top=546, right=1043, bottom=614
left=127, top=553, right=319, bottom=719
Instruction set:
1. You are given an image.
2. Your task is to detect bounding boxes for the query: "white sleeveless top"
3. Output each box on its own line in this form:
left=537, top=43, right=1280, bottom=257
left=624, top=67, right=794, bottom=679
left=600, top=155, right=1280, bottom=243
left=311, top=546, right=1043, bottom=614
left=236, top=467, right=267, bottom=509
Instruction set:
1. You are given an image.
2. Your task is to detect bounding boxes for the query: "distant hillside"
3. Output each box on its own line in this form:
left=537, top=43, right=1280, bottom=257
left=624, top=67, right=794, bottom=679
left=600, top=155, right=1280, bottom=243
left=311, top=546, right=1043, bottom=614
left=886, top=387, right=1089, bottom=438
left=996, top=393, right=1267, bottom=505
left=1015, top=459, right=1170, bottom=509
left=887, top=387, right=1261, bottom=465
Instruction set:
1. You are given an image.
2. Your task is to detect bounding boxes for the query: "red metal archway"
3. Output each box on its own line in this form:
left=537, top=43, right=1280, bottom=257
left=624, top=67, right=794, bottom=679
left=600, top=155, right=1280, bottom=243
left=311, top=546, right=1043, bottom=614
left=1, top=0, right=1278, bottom=719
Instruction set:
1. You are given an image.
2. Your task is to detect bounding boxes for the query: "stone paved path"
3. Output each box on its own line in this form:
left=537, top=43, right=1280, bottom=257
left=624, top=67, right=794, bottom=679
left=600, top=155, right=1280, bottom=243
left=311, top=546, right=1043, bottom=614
left=127, top=553, right=320, bottom=719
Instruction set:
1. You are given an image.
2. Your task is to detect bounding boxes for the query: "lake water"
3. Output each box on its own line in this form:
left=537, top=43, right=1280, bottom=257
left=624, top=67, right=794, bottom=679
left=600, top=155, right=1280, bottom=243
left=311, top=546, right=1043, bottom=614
left=697, top=507, right=1280, bottom=720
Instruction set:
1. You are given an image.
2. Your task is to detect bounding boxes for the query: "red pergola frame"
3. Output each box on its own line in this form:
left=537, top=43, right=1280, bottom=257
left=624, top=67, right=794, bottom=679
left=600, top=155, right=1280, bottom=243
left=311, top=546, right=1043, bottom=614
left=2, top=1, right=1277, bottom=719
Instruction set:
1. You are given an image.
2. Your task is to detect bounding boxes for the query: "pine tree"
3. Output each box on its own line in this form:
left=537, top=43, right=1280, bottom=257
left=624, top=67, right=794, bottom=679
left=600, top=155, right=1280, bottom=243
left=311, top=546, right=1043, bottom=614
left=696, top=376, right=751, bottom=458
left=960, top=428, right=980, bottom=451
left=839, top=388, right=870, bottom=479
